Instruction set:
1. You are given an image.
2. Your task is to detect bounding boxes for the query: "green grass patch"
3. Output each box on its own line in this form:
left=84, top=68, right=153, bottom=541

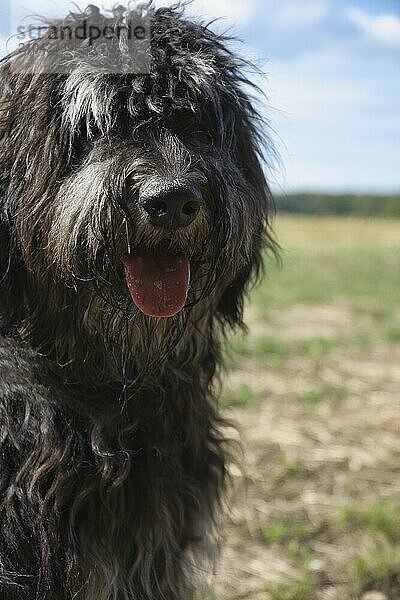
left=279, top=454, right=307, bottom=477
left=219, top=383, right=260, bottom=409
left=229, top=330, right=378, bottom=371
left=263, top=514, right=318, bottom=598
left=297, top=385, right=349, bottom=405
left=353, top=306, right=400, bottom=344
left=255, top=245, right=400, bottom=322
left=263, top=514, right=321, bottom=570
left=334, top=500, right=400, bottom=595
left=253, top=335, right=340, bottom=360
left=227, top=334, right=341, bottom=366
left=263, top=514, right=314, bottom=546
left=348, top=538, right=400, bottom=597
left=384, top=326, right=400, bottom=343
left=334, top=500, right=400, bottom=543
left=265, top=576, right=312, bottom=600
left=353, top=305, right=393, bottom=323
left=228, top=334, right=344, bottom=366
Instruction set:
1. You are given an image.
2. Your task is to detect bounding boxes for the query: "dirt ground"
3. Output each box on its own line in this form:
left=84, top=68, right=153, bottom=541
left=214, top=304, right=400, bottom=600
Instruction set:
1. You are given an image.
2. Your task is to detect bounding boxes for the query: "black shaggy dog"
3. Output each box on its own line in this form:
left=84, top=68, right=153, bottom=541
left=0, top=3, right=275, bottom=599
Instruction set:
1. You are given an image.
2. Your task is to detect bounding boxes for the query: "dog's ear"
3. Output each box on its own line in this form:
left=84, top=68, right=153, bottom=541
left=0, top=67, right=25, bottom=321
left=0, top=85, right=12, bottom=143
left=0, top=51, right=74, bottom=268
left=0, top=65, right=11, bottom=280
left=0, top=65, right=13, bottom=181
left=215, top=80, right=276, bottom=329
left=216, top=237, right=266, bottom=329
left=217, top=262, right=253, bottom=328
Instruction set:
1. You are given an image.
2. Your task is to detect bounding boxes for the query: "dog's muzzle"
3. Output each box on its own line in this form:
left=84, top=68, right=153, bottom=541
left=120, top=178, right=204, bottom=318
left=139, top=178, right=203, bottom=230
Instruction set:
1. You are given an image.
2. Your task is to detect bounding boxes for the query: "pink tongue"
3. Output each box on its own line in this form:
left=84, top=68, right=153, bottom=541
left=121, top=252, right=190, bottom=318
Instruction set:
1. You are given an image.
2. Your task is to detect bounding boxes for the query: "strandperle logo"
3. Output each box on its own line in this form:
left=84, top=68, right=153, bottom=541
left=9, top=6, right=152, bottom=75
left=16, top=20, right=148, bottom=46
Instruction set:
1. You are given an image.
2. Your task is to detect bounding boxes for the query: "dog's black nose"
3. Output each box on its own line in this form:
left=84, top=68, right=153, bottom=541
left=139, top=179, right=203, bottom=230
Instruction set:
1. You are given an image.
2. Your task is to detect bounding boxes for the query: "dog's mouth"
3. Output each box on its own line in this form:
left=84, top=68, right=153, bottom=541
left=121, top=247, right=190, bottom=318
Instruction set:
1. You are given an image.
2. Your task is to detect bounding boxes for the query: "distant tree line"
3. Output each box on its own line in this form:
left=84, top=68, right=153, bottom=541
left=275, top=194, right=400, bottom=217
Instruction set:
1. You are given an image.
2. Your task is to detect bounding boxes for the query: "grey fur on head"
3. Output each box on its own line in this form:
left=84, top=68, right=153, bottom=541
left=0, top=3, right=276, bottom=599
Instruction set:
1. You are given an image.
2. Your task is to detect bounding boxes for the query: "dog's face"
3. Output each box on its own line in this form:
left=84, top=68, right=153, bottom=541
left=0, top=6, right=274, bottom=337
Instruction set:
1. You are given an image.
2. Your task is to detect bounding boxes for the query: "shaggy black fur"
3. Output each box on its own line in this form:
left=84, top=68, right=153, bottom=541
left=0, top=4, right=276, bottom=599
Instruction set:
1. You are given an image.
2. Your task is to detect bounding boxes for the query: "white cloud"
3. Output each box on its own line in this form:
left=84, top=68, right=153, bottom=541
left=155, top=0, right=257, bottom=25
left=264, top=48, right=400, bottom=193
left=276, top=0, right=329, bottom=29
left=348, top=7, right=400, bottom=48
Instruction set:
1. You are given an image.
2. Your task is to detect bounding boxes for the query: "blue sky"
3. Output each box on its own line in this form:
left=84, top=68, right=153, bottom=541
left=1, top=0, right=399, bottom=193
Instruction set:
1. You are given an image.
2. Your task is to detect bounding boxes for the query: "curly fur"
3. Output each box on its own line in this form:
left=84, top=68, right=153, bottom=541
left=0, top=4, right=276, bottom=599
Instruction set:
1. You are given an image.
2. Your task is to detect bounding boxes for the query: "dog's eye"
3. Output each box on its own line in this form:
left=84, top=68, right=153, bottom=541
left=70, top=138, right=93, bottom=169
left=193, top=130, right=214, bottom=147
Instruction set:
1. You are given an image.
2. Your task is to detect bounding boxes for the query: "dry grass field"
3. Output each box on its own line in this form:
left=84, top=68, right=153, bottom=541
left=214, top=214, right=400, bottom=600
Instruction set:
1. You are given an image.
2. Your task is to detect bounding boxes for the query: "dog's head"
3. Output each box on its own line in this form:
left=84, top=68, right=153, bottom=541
left=0, top=4, right=275, bottom=350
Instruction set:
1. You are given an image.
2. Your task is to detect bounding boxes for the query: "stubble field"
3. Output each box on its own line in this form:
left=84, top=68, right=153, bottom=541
left=214, top=214, right=400, bottom=600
